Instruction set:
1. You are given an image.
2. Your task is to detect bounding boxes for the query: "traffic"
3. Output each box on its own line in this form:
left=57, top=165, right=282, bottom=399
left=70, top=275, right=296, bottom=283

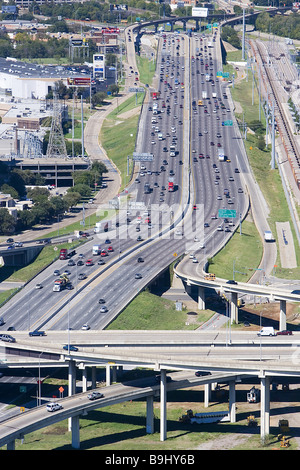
left=0, top=29, right=247, bottom=334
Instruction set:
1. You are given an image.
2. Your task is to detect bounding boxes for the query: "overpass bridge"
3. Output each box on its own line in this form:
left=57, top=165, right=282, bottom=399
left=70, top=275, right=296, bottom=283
left=174, top=260, right=300, bottom=331
left=1, top=330, right=300, bottom=449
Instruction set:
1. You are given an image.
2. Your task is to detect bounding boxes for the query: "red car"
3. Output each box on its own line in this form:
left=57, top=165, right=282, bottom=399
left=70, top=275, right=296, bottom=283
left=108, top=246, right=114, bottom=252
left=276, top=330, right=293, bottom=336
left=85, top=259, right=93, bottom=266
left=101, top=250, right=107, bottom=257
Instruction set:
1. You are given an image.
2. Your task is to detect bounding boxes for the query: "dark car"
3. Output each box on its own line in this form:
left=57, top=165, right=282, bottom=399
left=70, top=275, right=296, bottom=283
left=29, top=330, right=46, bottom=337
left=226, top=280, right=237, bottom=285
left=137, top=257, right=144, bottom=263
left=98, top=298, right=106, bottom=304
left=155, top=374, right=172, bottom=383
left=195, top=371, right=211, bottom=377
left=63, top=345, right=78, bottom=352
left=78, top=273, right=86, bottom=280
left=276, top=330, right=293, bottom=336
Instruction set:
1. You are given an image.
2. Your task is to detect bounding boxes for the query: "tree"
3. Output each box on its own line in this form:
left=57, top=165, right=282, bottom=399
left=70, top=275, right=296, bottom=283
left=63, top=191, right=81, bottom=210
left=91, top=92, right=107, bottom=108
left=26, top=187, right=50, bottom=203
left=0, top=184, right=18, bottom=200
left=0, top=208, right=16, bottom=235
left=67, top=184, right=91, bottom=198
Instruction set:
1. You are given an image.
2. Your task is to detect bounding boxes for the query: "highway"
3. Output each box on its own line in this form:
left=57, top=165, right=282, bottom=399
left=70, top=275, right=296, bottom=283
left=0, top=28, right=251, bottom=334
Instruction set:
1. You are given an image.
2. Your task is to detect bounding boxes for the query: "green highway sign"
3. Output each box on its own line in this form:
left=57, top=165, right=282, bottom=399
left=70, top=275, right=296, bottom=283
left=218, top=209, right=236, bottom=218
left=222, top=120, right=233, bottom=126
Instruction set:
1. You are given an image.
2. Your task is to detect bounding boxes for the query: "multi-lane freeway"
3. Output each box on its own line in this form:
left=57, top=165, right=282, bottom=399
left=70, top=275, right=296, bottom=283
left=0, top=29, right=248, bottom=335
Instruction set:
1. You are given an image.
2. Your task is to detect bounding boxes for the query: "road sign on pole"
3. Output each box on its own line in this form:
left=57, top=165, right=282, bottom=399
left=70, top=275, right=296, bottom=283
left=218, top=209, right=236, bottom=218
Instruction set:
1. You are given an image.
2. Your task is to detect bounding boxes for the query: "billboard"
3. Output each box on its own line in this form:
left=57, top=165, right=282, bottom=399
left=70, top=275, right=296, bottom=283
left=67, top=77, right=91, bottom=86
left=192, top=7, right=208, bottom=17
left=93, top=54, right=105, bottom=79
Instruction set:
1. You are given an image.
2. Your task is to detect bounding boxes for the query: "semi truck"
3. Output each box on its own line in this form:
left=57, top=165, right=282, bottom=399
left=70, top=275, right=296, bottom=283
left=153, top=103, right=158, bottom=115
left=218, top=148, right=225, bottom=161
left=168, top=177, right=174, bottom=192
left=53, top=274, right=70, bottom=292
left=94, top=221, right=111, bottom=233
left=59, top=248, right=76, bottom=260
left=92, top=244, right=101, bottom=255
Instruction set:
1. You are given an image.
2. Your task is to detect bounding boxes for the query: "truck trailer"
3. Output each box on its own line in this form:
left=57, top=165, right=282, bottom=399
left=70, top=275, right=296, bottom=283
left=53, top=274, right=70, bottom=292
left=59, top=248, right=76, bottom=260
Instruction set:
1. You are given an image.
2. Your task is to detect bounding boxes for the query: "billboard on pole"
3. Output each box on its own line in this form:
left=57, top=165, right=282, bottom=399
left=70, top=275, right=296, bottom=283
left=192, top=7, right=208, bottom=17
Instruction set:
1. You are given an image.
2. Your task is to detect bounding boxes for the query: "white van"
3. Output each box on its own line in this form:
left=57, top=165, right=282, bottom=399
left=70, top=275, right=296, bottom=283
left=257, top=327, right=276, bottom=337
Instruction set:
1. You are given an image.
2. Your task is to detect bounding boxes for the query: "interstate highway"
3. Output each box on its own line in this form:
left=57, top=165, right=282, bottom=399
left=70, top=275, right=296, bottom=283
left=0, top=30, right=248, bottom=332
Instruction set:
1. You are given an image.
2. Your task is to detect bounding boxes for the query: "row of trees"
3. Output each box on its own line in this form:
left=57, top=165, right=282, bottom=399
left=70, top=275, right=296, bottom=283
left=255, top=12, right=300, bottom=40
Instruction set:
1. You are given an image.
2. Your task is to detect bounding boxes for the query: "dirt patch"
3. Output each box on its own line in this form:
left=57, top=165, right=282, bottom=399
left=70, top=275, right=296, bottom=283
left=196, top=433, right=252, bottom=450
left=240, top=301, right=300, bottom=330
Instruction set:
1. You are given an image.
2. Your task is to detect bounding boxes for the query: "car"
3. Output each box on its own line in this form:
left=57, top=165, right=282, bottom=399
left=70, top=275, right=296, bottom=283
left=87, top=391, right=104, bottom=400
left=204, top=223, right=209, bottom=228
left=6, top=238, right=14, bottom=243
left=238, top=187, right=243, bottom=193
left=100, top=306, right=108, bottom=313
left=192, top=258, right=198, bottom=263
left=66, top=284, right=74, bottom=290
left=137, top=236, right=143, bottom=242
left=98, top=259, right=105, bottom=265
left=53, top=270, right=60, bottom=276
left=35, top=283, right=43, bottom=289
left=77, top=260, right=84, bottom=266
left=29, top=330, right=46, bottom=337
left=78, top=273, right=86, bottom=280
left=276, top=330, right=293, bottom=336
left=226, top=280, right=237, bottom=285
left=107, top=246, right=114, bottom=252
left=14, top=242, right=23, bottom=247
left=68, top=259, right=75, bottom=266
left=81, top=324, right=90, bottom=330
left=98, top=298, right=106, bottom=304
left=137, top=257, right=144, bottom=263
left=195, top=371, right=211, bottom=377
left=105, top=239, right=111, bottom=244
left=135, top=273, right=142, bottom=279
left=85, top=259, right=93, bottom=266
left=0, top=317, right=4, bottom=326
left=193, top=205, right=197, bottom=210
left=155, top=374, right=172, bottom=383
left=63, top=344, right=78, bottom=352
left=63, top=270, right=71, bottom=275
left=46, top=402, right=63, bottom=412
left=229, top=176, right=234, bottom=181
left=0, top=334, right=15, bottom=343
left=101, top=250, right=107, bottom=257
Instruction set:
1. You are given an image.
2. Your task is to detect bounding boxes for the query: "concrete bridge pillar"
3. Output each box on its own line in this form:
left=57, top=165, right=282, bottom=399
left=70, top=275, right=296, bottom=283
left=7, top=440, right=15, bottom=450
left=204, top=383, right=211, bottom=407
left=82, top=368, right=88, bottom=393
left=146, top=395, right=154, bottom=434
left=229, top=380, right=236, bottom=423
left=68, top=360, right=76, bottom=432
left=91, top=366, right=97, bottom=388
left=71, top=415, right=80, bottom=449
left=260, top=376, right=270, bottom=440
left=279, top=300, right=287, bottom=331
left=106, top=364, right=111, bottom=386
left=230, top=292, right=238, bottom=324
left=198, top=286, right=206, bottom=310
left=160, top=370, right=167, bottom=441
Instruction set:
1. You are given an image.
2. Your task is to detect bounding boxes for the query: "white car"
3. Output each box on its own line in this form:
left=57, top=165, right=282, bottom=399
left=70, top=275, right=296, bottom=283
left=192, top=258, right=198, bottom=263
left=100, top=306, right=108, bottom=313
left=81, top=324, right=90, bottom=330
left=35, top=283, right=43, bottom=289
left=46, top=402, right=63, bottom=412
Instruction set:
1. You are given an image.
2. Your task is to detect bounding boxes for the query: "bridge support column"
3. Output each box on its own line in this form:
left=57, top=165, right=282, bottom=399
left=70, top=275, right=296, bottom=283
left=260, top=376, right=270, bottom=441
left=198, top=286, right=206, bottom=310
left=279, top=300, right=287, bottom=331
left=7, top=440, right=15, bottom=450
left=112, top=366, right=117, bottom=383
left=71, top=415, right=80, bottom=449
left=204, top=383, right=211, bottom=407
left=106, top=364, right=111, bottom=386
left=68, top=360, right=77, bottom=431
left=160, top=370, right=167, bottom=441
left=229, top=381, right=236, bottom=423
left=230, top=292, right=238, bottom=324
left=146, top=395, right=154, bottom=434
left=82, top=368, right=88, bottom=392
left=91, top=366, right=96, bottom=388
